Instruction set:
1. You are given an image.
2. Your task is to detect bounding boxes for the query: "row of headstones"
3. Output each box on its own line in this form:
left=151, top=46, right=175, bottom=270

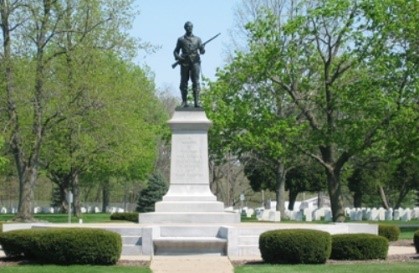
left=246, top=206, right=419, bottom=222
left=346, top=207, right=419, bottom=221
left=0, top=206, right=125, bottom=214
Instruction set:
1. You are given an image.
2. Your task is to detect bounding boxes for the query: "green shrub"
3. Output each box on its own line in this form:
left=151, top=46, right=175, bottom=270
left=110, top=212, right=138, bottom=223
left=414, top=230, right=419, bottom=253
left=0, top=229, right=35, bottom=258
left=331, top=233, right=388, bottom=260
left=0, top=228, right=122, bottom=264
left=259, top=229, right=331, bottom=264
left=379, top=224, right=400, bottom=241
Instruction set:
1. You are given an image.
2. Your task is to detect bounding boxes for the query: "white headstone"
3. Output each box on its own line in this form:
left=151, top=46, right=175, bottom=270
left=302, top=208, right=313, bottom=222
left=269, top=211, right=281, bottom=222
left=385, top=208, right=393, bottom=220
left=370, top=208, right=379, bottom=221
left=261, top=210, right=271, bottom=221
left=313, top=207, right=332, bottom=221
left=393, top=208, right=401, bottom=220
left=401, top=208, right=412, bottom=221
left=413, top=207, right=419, bottom=220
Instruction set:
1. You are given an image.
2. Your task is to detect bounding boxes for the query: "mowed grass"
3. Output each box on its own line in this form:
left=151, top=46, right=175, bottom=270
left=0, top=265, right=151, bottom=273
left=0, top=213, right=113, bottom=223
left=235, top=263, right=419, bottom=273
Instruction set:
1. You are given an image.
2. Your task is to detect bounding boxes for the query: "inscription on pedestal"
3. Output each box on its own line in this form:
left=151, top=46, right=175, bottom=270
left=171, top=134, right=208, bottom=183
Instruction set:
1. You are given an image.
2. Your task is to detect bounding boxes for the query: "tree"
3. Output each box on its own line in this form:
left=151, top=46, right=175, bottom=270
left=136, top=173, right=168, bottom=213
left=285, top=161, right=326, bottom=210
left=0, top=0, right=145, bottom=221
left=205, top=0, right=417, bottom=221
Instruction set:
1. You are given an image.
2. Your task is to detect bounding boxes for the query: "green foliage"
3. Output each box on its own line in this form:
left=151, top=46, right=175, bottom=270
left=414, top=230, right=419, bottom=253
left=378, top=224, right=400, bottom=241
left=110, top=212, right=138, bottom=223
left=259, top=229, right=331, bottom=264
left=0, top=135, right=8, bottom=172
left=205, top=0, right=418, bottom=222
left=0, top=229, right=36, bottom=258
left=285, top=162, right=326, bottom=210
left=331, top=234, right=388, bottom=260
left=136, top=173, right=168, bottom=212
left=0, top=228, right=121, bottom=264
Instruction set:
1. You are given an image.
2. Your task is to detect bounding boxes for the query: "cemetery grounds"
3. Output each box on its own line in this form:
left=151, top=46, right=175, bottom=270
left=0, top=214, right=418, bottom=272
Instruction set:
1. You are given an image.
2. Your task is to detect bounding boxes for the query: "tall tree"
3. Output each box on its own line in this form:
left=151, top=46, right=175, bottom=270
left=0, top=0, right=143, bottom=221
left=205, top=0, right=417, bottom=221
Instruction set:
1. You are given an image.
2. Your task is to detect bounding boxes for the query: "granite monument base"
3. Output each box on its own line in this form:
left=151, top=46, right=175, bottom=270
left=139, top=108, right=239, bottom=224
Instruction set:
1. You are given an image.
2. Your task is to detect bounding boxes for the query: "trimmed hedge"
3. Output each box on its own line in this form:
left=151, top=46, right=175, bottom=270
left=414, top=230, right=419, bottom=253
left=0, top=229, right=34, bottom=258
left=331, top=233, right=388, bottom=260
left=259, top=229, right=331, bottom=264
left=110, top=212, right=138, bottom=223
left=0, top=228, right=121, bottom=264
left=378, top=224, right=400, bottom=241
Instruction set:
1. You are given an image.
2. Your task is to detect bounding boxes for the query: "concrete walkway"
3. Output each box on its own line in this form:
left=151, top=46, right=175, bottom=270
left=150, top=256, right=233, bottom=273
left=1, top=246, right=417, bottom=273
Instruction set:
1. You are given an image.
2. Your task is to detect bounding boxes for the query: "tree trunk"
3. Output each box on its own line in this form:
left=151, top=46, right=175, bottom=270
left=326, top=171, right=345, bottom=222
left=378, top=185, right=390, bottom=209
left=275, top=163, right=287, bottom=218
left=15, top=167, right=37, bottom=221
left=71, top=171, right=81, bottom=217
left=59, top=182, right=68, bottom=213
left=353, top=190, right=362, bottom=208
left=102, top=180, right=110, bottom=213
left=288, top=190, right=298, bottom=211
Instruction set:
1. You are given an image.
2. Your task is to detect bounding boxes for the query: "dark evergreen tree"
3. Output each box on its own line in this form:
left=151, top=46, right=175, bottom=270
left=136, top=173, right=168, bottom=212
left=285, top=164, right=326, bottom=210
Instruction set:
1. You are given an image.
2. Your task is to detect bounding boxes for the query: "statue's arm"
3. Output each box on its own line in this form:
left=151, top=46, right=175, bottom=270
left=173, top=38, right=182, bottom=60
left=198, top=37, right=205, bottom=54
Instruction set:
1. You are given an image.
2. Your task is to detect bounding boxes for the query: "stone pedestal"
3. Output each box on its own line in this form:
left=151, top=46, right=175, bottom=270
left=139, top=108, right=239, bottom=224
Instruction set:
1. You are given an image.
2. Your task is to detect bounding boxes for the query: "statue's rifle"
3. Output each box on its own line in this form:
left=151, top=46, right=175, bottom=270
left=171, top=32, right=221, bottom=69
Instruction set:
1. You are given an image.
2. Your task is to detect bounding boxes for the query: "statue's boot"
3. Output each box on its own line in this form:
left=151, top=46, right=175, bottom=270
left=180, top=88, right=188, bottom=107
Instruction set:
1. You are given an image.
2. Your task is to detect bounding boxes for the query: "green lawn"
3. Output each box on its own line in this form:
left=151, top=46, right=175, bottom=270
left=400, top=225, right=419, bottom=240
left=0, top=213, right=113, bottom=223
left=235, top=263, right=419, bottom=273
left=0, top=265, right=150, bottom=273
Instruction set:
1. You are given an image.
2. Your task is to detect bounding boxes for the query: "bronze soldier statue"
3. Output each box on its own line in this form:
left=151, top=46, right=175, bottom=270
left=173, top=21, right=205, bottom=108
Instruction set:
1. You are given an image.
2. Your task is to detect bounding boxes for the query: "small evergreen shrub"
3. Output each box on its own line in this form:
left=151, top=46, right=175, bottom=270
left=0, top=228, right=122, bottom=264
left=137, top=172, right=168, bottom=212
left=259, top=229, right=331, bottom=264
left=110, top=212, right=138, bottom=223
left=378, top=224, right=400, bottom=241
left=414, top=230, right=419, bottom=253
left=331, top=233, right=388, bottom=260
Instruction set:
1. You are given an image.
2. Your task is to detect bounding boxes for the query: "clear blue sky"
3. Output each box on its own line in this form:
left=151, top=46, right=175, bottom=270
left=132, top=0, right=239, bottom=95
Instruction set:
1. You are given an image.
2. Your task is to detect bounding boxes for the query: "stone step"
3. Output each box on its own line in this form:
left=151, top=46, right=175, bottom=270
left=121, top=244, right=143, bottom=256
left=153, top=237, right=227, bottom=256
left=139, top=212, right=240, bottom=224
left=121, top=235, right=142, bottom=245
left=104, top=227, right=142, bottom=236
left=238, top=235, right=259, bottom=245
left=160, top=225, right=224, bottom=238
left=237, top=245, right=261, bottom=256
